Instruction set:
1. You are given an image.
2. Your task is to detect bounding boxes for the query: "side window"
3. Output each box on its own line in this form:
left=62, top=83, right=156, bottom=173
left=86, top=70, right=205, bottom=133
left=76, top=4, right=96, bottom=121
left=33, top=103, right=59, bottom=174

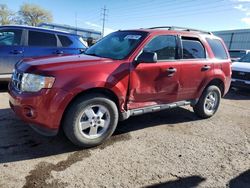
left=58, top=35, right=73, bottom=47
left=28, top=31, right=57, bottom=47
left=182, top=37, right=206, bottom=59
left=206, top=38, right=228, bottom=59
left=144, top=35, right=177, bottom=60
left=0, top=29, right=22, bottom=46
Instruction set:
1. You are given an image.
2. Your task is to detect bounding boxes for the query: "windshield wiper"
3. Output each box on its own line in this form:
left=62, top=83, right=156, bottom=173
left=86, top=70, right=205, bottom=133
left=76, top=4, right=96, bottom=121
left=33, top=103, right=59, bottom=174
left=85, top=52, right=99, bottom=57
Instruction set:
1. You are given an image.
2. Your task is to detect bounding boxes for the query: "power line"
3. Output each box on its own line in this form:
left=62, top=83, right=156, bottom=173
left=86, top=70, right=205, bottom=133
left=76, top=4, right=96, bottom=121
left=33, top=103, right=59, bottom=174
left=111, top=0, right=227, bottom=19
left=112, top=0, right=200, bottom=12
left=101, top=5, right=108, bottom=38
left=111, top=7, right=233, bottom=29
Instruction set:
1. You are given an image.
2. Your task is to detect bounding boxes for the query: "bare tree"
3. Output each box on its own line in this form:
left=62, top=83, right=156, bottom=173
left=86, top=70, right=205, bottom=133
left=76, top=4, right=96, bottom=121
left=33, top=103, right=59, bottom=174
left=0, top=4, right=16, bottom=25
left=19, top=3, right=52, bottom=26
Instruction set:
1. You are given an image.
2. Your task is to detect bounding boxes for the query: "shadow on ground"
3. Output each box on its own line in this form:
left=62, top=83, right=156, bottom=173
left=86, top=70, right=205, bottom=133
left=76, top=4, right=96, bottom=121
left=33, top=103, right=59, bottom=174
left=145, top=175, right=206, bottom=188
left=144, top=170, right=250, bottom=188
left=0, top=106, right=200, bottom=164
left=0, top=82, right=8, bottom=92
left=0, top=87, right=247, bottom=164
left=224, top=88, right=250, bottom=100
left=228, top=169, right=250, bottom=188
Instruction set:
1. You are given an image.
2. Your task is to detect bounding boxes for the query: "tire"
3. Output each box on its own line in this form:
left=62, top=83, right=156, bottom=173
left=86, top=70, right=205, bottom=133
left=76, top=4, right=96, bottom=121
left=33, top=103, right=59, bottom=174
left=193, top=85, right=221, bottom=118
left=63, top=93, right=119, bottom=147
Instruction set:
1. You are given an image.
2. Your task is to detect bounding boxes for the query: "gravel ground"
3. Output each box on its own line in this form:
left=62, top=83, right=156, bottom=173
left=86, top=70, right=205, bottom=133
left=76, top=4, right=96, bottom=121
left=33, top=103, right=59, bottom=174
left=0, top=83, right=249, bottom=188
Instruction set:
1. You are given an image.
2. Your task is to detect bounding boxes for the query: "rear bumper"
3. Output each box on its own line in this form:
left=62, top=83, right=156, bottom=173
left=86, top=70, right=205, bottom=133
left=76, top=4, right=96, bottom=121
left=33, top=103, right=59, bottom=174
left=8, top=85, right=73, bottom=136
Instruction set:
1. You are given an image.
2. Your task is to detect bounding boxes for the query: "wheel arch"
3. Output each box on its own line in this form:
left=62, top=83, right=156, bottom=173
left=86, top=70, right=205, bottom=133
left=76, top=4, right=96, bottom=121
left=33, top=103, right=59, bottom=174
left=196, top=78, right=225, bottom=103
left=205, top=78, right=225, bottom=96
left=60, top=87, right=121, bottom=129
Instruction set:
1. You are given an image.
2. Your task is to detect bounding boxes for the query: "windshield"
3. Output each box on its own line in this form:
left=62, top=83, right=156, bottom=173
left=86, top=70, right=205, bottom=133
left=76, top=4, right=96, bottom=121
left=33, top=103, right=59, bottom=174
left=229, top=51, right=246, bottom=58
left=239, top=53, right=250, bottom=63
left=85, top=31, right=148, bottom=60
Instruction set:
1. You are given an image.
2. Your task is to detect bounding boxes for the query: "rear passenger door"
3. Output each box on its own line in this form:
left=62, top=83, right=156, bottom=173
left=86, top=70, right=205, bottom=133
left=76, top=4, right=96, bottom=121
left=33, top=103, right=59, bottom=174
left=0, top=28, right=24, bottom=75
left=177, top=36, right=214, bottom=101
left=23, top=30, right=59, bottom=59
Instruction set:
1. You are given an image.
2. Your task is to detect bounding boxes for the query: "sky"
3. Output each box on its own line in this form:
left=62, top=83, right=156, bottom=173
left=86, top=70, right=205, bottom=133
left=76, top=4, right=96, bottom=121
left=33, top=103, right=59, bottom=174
left=2, top=0, right=250, bottom=35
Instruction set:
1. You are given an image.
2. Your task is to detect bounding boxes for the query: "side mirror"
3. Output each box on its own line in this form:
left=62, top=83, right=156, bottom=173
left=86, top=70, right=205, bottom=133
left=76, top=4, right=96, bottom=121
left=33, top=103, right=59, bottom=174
left=136, top=51, right=157, bottom=63
left=79, top=48, right=87, bottom=54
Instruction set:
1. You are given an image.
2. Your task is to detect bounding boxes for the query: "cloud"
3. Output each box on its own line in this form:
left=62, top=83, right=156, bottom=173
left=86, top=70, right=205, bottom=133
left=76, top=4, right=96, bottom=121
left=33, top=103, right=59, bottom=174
left=84, top=21, right=100, bottom=28
left=234, top=4, right=248, bottom=12
left=84, top=21, right=115, bottom=36
left=241, top=17, right=250, bottom=25
left=237, top=0, right=250, bottom=2
left=234, top=3, right=250, bottom=25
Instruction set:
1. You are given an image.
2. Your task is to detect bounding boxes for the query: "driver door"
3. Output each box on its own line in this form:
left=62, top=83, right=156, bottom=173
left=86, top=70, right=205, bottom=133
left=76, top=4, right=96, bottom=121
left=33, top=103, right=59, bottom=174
left=128, top=35, right=181, bottom=109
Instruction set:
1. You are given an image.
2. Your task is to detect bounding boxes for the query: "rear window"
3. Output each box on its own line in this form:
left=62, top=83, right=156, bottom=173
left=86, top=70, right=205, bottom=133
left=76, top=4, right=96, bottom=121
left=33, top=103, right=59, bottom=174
left=58, top=35, right=73, bottom=47
left=207, top=38, right=228, bottom=59
left=28, top=31, right=57, bottom=47
left=182, top=38, right=206, bottom=59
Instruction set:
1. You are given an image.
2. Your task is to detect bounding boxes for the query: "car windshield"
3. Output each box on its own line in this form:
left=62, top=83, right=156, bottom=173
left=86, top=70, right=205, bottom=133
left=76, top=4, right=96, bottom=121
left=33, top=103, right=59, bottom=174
left=239, top=53, right=250, bottom=63
left=229, top=51, right=246, bottom=58
left=85, top=31, right=147, bottom=60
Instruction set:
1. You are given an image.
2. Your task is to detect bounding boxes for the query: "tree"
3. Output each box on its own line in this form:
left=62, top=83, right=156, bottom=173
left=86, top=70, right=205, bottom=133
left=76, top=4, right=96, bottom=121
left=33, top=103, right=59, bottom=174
left=0, top=4, right=15, bottom=25
left=19, top=3, right=52, bottom=26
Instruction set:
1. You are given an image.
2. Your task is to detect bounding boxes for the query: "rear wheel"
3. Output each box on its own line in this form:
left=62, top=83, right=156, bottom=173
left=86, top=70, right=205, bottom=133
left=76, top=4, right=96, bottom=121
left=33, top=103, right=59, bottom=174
left=63, top=94, right=118, bottom=147
left=193, top=85, right=221, bottom=118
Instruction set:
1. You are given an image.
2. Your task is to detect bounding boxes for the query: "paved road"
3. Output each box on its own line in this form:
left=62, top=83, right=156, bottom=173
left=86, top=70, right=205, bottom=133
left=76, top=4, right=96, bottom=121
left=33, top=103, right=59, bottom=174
left=0, top=84, right=249, bottom=188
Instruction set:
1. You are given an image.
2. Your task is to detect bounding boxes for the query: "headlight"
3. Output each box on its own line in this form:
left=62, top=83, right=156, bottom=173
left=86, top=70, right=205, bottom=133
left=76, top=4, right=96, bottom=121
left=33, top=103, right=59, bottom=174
left=21, top=73, right=55, bottom=92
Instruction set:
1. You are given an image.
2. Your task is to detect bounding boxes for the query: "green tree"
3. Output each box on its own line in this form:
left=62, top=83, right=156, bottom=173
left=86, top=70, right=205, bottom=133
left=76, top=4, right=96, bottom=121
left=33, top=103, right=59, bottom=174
left=19, top=3, right=52, bottom=26
left=0, top=4, right=15, bottom=25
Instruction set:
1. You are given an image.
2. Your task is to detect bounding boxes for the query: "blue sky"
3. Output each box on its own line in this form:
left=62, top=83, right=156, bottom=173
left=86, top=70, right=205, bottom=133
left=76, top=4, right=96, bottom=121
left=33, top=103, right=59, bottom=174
left=2, top=0, right=250, bottom=35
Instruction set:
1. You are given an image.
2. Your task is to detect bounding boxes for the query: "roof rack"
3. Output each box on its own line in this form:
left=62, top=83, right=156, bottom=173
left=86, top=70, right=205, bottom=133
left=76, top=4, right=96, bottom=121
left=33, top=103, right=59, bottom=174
left=148, top=26, right=212, bottom=35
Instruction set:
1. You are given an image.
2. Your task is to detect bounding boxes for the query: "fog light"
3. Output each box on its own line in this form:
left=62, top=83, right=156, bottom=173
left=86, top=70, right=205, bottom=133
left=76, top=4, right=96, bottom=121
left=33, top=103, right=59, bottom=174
left=23, top=107, right=36, bottom=118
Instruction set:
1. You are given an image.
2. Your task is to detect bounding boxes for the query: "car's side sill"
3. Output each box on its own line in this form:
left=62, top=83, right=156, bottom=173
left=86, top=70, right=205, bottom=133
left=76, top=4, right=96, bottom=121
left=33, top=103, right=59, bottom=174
left=120, top=100, right=195, bottom=121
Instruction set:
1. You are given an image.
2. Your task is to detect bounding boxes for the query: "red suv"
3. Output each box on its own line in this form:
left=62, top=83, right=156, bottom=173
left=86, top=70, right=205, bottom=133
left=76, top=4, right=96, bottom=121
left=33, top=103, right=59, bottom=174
left=9, top=26, right=231, bottom=147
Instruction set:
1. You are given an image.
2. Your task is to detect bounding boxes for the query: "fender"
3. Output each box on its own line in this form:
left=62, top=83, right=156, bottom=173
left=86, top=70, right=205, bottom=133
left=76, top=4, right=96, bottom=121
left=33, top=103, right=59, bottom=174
left=197, top=75, right=227, bottom=98
left=60, top=73, right=129, bottom=111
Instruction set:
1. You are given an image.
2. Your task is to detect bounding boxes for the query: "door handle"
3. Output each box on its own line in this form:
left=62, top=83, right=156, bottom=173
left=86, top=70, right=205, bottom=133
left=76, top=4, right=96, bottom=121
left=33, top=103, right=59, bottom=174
left=167, top=67, right=177, bottom=73
left=202, top=65, right=211, bottom=71
left=55, top=50, right=64, bottom=54
left=10, top=50, right=23, bottom=54
left=166, top=67, right=177, bottom=76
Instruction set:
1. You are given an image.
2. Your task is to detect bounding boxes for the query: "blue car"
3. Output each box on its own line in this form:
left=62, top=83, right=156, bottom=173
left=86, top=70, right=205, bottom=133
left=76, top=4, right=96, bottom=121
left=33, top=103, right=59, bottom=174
left=0, top=25, right=87, bottom=81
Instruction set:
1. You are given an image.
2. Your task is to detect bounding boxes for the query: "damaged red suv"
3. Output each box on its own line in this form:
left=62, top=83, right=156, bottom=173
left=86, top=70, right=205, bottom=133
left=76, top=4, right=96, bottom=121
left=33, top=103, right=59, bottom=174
left=9, top=26, right=231, bottom=147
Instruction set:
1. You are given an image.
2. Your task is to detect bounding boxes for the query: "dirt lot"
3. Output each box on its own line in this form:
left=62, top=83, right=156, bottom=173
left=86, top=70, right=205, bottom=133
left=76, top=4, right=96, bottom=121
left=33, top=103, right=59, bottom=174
left=0, top=83, right=249, bottom=188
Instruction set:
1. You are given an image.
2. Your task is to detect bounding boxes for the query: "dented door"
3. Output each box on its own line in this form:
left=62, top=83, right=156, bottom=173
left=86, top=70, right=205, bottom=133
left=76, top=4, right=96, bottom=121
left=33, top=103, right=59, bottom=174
left=127, top=34, right=181, bottom=109
left=128, top=61, right=180, bottom=109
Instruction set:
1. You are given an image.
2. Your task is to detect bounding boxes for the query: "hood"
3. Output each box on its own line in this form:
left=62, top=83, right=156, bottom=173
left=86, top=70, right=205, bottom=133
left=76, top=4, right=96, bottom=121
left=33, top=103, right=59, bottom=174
left=16, top=54, right=116, bottom=74
left=232, top=62, right=250, bottom=72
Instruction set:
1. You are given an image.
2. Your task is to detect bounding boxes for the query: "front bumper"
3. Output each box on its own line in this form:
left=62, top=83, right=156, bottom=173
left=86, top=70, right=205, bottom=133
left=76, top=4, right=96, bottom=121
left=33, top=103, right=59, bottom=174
left=231, top=78, right=250, bottom=89
left=8, top=84, right=73, bottom=136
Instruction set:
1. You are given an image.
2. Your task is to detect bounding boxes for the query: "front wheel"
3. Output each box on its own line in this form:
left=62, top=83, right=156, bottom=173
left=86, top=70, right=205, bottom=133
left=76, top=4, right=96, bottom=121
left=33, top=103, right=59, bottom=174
left=63, top=94, right=119, bottom=147
left=193, top=85, right=221, bottom=118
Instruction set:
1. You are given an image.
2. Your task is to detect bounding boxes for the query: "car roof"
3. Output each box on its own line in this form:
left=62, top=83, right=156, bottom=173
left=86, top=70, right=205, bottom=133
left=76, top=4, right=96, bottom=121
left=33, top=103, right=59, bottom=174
left=0, top=25, right=79, bottom=36
left=118, top=26, right=218, bottom=39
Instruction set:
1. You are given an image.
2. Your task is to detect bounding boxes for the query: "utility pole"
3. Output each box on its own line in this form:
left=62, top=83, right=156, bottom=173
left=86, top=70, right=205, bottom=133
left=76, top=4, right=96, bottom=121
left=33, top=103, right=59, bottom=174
left=75, top=12, right=78, bottom=35
left=101, top=5, right=107, bottom=38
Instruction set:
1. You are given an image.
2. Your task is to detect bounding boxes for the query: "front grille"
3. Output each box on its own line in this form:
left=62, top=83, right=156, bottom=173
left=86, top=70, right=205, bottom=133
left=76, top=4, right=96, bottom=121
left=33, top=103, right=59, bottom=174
left=232, top=70, right=250, bottom=81
left=12, top=70, right=23, bottom=92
